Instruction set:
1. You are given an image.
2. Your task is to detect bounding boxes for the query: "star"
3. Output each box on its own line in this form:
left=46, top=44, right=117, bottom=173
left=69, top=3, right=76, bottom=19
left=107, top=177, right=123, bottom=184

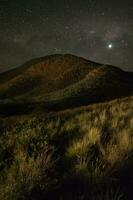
left=89, top=30, right=95, bottom=34
left=25, top=8, right=32, bottom=14
left=78, top=37, right=82, bottom=41
left=108, top=44, right=113, bottom=49
left=65, top=26, right=69, bottom=30
left=54, top=48, right=62, bottom=53
left=101, top=12, right=105, bottom=16
left=22, top=19, right=25, bottom=24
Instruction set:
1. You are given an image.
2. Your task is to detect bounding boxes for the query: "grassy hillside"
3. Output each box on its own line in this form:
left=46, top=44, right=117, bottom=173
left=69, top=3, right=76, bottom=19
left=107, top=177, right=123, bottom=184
left=0, top=54, right=132, bottom=110
left=0, top=54, right=90, bottom=99
left=0, top=96, right=133, bottom=200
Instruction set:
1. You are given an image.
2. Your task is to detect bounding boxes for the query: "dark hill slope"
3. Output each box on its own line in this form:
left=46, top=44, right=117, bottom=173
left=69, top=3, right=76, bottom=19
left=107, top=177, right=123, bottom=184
left=0, top=54, right=91, bottom=98
left=0, top=54, right=133, bottom=114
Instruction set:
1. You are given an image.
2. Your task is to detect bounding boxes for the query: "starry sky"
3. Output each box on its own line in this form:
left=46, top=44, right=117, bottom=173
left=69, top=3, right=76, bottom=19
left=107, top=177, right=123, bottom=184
left=0, top=0, right=133, bottom=71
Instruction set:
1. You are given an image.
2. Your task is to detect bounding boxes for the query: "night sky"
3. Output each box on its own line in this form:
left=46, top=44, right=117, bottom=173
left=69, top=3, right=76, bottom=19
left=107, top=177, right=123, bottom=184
left=0, top=0, right=133, bottom=71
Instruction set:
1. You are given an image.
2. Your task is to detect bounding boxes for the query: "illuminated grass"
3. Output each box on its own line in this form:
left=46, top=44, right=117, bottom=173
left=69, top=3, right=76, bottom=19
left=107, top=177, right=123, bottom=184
left=0, top=96, right=133, bottom=199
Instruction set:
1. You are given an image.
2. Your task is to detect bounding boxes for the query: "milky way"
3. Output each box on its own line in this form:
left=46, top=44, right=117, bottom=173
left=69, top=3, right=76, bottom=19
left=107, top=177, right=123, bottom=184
left=0, top=0, right=133, bottom=71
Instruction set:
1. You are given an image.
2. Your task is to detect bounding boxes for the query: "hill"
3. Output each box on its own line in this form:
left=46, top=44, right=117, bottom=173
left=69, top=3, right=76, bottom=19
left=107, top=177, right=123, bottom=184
left=0, top=54, right=133, bottom=115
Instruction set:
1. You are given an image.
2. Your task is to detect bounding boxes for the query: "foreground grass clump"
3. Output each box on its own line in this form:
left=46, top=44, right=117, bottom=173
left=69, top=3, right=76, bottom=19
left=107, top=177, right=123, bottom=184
left=0, top=96, right=133, bottom=200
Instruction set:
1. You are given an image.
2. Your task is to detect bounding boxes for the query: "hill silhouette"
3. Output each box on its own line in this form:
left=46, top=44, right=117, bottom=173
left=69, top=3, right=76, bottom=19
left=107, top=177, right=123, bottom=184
left=0, top=54, right=133, bottom=115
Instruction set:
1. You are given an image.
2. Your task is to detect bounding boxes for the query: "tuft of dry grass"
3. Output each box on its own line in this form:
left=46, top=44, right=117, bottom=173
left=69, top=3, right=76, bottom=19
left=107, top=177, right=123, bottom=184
left=0, top=96, right=133, bottom=199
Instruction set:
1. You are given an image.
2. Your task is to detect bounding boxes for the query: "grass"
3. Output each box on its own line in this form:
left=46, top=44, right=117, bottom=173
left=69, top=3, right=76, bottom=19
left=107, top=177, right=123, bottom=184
left=0, top=96, right=133, bottom=199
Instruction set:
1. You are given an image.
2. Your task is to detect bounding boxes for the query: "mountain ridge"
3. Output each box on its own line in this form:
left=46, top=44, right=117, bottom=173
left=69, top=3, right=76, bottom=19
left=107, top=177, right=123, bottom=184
left=0, top=54, right=132, bottom=115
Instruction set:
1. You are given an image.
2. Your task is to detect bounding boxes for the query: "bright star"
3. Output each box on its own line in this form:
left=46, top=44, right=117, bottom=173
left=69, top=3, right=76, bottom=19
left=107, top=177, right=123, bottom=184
left=108, top=44, right=113, bottom=49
